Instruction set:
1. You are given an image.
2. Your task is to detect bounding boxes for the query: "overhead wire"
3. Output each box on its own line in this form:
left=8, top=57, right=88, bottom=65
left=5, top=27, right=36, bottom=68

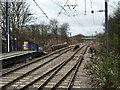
left=65, top=14, right=87, bottom=33
left=67, top=2, right=88, bottom=32
left=68, top=1, right=88, bottom=16
left=51, top=0, right=73, bottom=17
left=75, top=0, right=77, bottom=4
left=53, top=0, right=76, bottom=17
left=57, top=0, right=69, bottom=17
left=74, top=16, right=87, bottom=32
left=51, top=0, right=83, bottom=17
left=84, top=0, right=86, bottom=15
left=51, top=0, right=67, bottom=12
left=33, top=0, right=49, bottom=19
left=98, top=16, right=105, bottom=33
left=109, top=1, right=119, bottom=14
left=65, top=0, right=88, bottom=32
left=90, top=0, right=95, bottom=32
left=67, top=5, right=72, bottom=11
left=71, top=0, right=105, bottom=34
left=51, top=0, right=105, bottom=35
left=90, top=0, right=93, bottom=10
left=72, top=0, right=89, bottom=31
left=65, top=1, right=83, bottom=17
left=51, top=0, right=64, bottom=9
left=67, top=1, right=78, bottom=11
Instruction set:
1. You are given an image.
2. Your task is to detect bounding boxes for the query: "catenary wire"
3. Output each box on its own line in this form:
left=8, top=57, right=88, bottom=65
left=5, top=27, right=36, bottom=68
left=33, top=0, right=49, bottom=19
left=57, top=0, right=69, bottom=17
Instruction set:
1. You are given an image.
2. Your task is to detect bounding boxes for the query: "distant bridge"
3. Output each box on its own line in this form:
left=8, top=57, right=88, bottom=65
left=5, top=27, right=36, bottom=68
left=81, top=36, right=96, bottom=40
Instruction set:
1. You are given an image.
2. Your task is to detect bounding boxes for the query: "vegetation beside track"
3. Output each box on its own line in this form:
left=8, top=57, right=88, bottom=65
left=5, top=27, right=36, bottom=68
left=85, top=3, right=120, bottom=88
left=86, top=51, right=119, bottom=88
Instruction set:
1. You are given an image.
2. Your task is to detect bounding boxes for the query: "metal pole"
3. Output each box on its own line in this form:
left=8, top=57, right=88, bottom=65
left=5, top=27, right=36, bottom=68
left=92, top=34, right=93, bottom=40
left=6, top=1, right=10, bottom=52
left=70, top=32, right=72, bottom=45
left=118, top=1, right=120, bottom=11
left=105, top=1, right=108, bottom=56
left=118, top=2, right=120, bottom=54
left=56, top=25, right=58, bottom=44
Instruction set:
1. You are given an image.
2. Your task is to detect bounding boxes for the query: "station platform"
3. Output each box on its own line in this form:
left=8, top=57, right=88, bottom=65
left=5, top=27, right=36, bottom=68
left=0, top=51, right=46, bottom=68
left=0, top=51, right=36, bottom=61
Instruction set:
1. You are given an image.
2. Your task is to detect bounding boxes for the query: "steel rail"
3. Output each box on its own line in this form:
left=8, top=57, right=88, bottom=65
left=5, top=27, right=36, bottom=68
left=20, top=58, right=67, bottom=90
left=51, top=58, right=79, bottom=89
left=51, top=45, right=88, bottom=89
left=1, top=47, right=70, bottom=77
left=20, top=45, right=85, bottom=90
left=2, top=47, right=71, bottom=90
left=67, top=45, right=88, bottom=90
left=36, top=45, right=86, bottom=90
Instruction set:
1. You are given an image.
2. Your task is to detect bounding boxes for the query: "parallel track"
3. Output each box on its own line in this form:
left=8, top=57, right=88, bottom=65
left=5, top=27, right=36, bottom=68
left=35, top=46, right=88, bottom=90
left=1, top=45, right=88, bottom=90
left=1, top=47, right=70, bottom=76
left=1, top=47, right=72, bottom=89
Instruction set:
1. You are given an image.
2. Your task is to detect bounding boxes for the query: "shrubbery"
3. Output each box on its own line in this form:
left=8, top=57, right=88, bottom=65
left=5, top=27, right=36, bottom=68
left=86, top=51, right=119, bottom=88
left=86, top=4, right=120, bottom=88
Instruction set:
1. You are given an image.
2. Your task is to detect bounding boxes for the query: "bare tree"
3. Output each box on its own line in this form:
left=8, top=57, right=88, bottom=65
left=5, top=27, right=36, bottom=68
left=60, top=23, right=69, bottom=42
left=1, top=2, right=33, bottom=40
left=49, top=19, right=59, bottom=41
left=0, top=2, right=34, bottom=51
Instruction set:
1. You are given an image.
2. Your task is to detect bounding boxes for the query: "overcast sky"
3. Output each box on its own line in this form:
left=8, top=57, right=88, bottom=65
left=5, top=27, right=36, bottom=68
left=27, top=0, right=119, bottom=36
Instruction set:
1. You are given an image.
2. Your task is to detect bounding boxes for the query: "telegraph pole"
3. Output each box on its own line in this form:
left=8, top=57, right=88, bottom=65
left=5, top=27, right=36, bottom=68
left=6, top=1, right=10, bottom=52
left=105, top=0, right=109, bottom=56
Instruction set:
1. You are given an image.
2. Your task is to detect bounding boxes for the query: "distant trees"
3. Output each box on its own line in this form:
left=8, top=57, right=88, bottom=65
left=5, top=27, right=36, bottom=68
left=24, top=19, right=70, bottom=50
left=49, top=19, right=59, bottom=41
left=0, top=2, right=33, bottom=51
left=1, top=2, right=33, bottom=40
left=60, top=23, right=69, bottom=41
left=0, top=2, right=70, bottom=51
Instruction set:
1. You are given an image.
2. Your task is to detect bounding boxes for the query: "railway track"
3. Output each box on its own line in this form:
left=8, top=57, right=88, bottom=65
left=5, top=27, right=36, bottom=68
left=35, top=45, right=88, bottom=90
left=1, top=47, right=70, bottom=76
left=1, top=45, right=88, bottom=89
left=0, top=47, right=71, bottom=89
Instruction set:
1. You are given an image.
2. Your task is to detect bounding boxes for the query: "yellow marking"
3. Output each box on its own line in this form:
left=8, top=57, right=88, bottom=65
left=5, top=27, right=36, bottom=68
left=25, top=42, right=28, bottom=44
left=0, top=51, right=28, bottom=58
left=24, top=47, right=28, bottom=50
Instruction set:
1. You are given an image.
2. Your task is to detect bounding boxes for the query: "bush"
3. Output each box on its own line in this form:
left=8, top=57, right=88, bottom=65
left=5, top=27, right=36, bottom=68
left=86, top=51, right=120, bottom=88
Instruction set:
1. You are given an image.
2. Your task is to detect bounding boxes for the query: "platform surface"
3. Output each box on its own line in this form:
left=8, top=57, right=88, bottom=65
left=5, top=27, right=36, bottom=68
left=0, top=51, right=36, bottom=60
